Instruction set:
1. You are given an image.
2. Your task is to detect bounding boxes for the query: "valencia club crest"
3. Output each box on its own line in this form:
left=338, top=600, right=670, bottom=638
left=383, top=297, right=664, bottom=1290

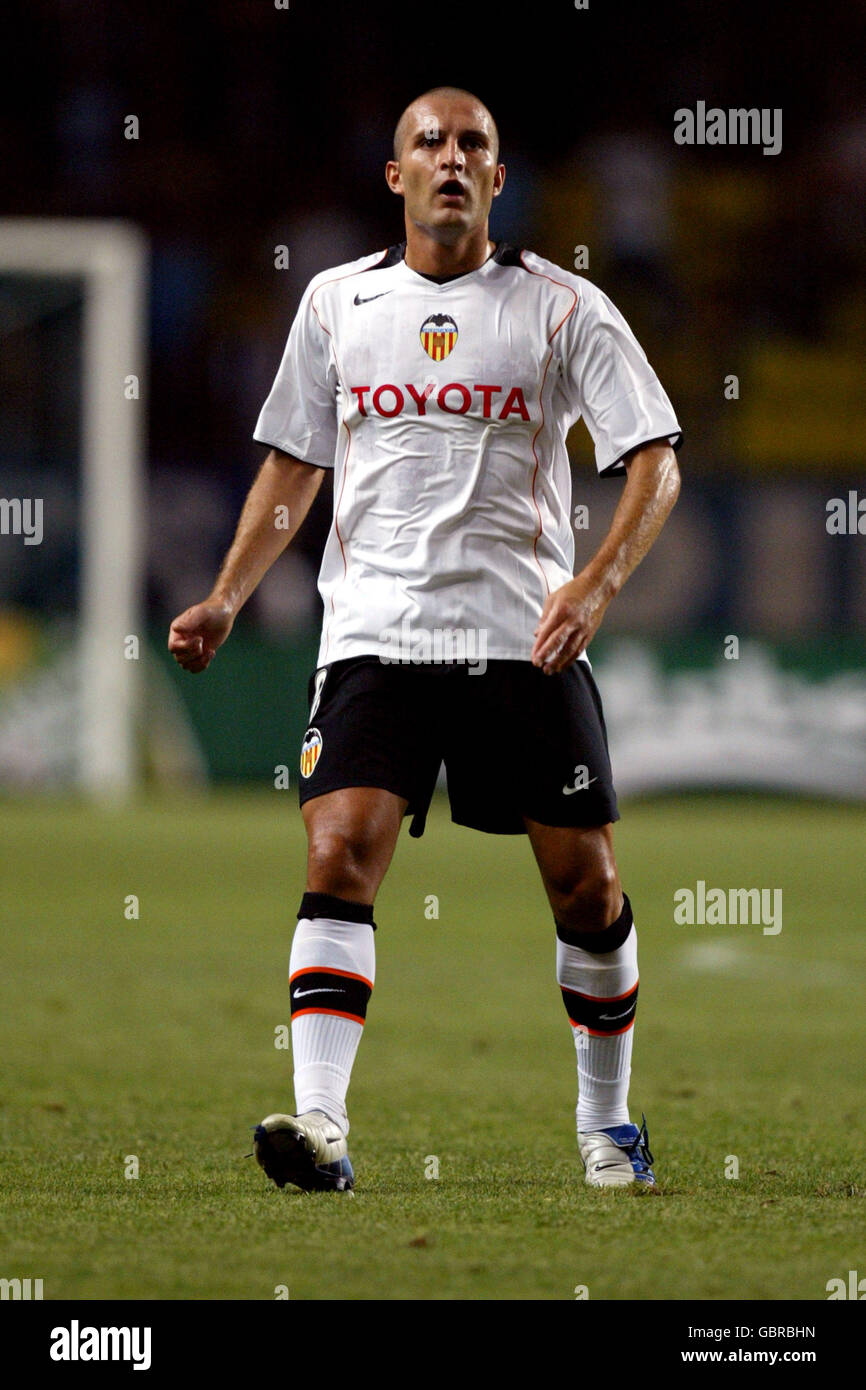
left=300, top=727, right=323, bottom=778
left=420, top=313, right=458, bottom=362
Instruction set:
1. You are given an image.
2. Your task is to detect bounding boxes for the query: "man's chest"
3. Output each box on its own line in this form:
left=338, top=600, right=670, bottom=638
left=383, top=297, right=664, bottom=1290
left=324, top=282, right=563, bottom=428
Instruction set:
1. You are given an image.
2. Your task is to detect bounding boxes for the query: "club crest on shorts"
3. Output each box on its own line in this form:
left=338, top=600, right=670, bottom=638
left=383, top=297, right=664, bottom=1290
left=420, top=313, right=458, bottom=361
left=300, top=727, right=323, bottom=778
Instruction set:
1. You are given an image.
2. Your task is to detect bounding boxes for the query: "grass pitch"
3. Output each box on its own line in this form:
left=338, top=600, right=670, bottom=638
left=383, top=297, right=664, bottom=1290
left=1, top=791, right=864, bottom=1301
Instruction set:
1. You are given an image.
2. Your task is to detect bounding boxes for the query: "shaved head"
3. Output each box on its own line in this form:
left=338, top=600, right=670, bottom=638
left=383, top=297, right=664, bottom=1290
left=393, top=87, right=500, bottom=162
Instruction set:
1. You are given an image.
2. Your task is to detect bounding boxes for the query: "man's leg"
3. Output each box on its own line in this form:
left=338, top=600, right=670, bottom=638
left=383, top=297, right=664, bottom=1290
left=292, top=786, right=406, bottom=1128
left=255, top=786, right=406, bottom=1191
left=303, top=785, right=408, bottom=901
left=524, top=818, right=654, bottom=1188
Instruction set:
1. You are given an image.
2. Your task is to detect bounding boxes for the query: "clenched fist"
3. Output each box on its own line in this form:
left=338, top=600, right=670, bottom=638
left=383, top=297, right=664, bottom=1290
left=168, top=599, right=235, bottom=673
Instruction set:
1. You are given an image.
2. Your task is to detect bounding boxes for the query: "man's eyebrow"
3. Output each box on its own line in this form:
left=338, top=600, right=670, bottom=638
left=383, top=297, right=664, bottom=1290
left=413, top=125, right=491, bottom=142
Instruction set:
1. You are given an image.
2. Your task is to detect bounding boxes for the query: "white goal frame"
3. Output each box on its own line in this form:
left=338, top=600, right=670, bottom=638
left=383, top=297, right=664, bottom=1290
left=0, top=219, right=148, bottom=797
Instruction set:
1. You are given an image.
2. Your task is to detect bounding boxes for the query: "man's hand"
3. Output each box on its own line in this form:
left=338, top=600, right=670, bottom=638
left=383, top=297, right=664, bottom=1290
left=168, top=599, right=235, bottom=673
left=531, top=573, right=611, bottom=674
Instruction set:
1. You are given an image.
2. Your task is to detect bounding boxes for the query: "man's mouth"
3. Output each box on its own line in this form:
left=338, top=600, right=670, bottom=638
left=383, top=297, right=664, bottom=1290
left=436, top=179, right=466, bottom=200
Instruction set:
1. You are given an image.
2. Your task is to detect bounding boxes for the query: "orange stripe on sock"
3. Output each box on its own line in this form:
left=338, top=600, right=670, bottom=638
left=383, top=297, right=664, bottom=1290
left=290, top=966, right=374, bottom=989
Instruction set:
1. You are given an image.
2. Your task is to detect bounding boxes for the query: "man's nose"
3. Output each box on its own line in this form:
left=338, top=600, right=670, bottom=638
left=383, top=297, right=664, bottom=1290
left=440, top=139, right=464, bottom=170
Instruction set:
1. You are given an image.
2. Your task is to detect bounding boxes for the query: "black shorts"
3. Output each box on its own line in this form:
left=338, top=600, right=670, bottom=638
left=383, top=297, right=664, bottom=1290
left=297, top=656, right=619, bottom=838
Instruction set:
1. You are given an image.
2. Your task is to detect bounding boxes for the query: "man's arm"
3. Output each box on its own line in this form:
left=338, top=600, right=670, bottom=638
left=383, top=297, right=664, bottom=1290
left=531, top=439, right=680, bottom=674
left=168, top=449, right=325, bottom=672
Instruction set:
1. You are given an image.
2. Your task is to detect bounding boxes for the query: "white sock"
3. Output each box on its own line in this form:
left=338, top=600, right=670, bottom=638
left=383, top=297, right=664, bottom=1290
left=289, top=895, right=376, bottom=1137
left=556, top=898, right=639, bottom=1133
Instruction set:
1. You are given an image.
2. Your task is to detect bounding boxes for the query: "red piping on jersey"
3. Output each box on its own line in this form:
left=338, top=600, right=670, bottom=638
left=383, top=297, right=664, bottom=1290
left=310, top=263, right=382, bottom=662
left=519, top=252, right=579, bottom=598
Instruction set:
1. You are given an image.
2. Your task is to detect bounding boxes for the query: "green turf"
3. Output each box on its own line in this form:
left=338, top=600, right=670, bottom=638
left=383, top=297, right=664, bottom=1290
left=1, top=791, right=864, bottom=1301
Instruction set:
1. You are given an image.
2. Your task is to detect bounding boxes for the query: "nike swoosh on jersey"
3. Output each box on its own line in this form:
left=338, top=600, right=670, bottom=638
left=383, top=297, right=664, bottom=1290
left=294, top=987, right=345, bottom=998
left=598, top=1008, right=633, bottom=1021
left=353, top=290, right=391, bottom=305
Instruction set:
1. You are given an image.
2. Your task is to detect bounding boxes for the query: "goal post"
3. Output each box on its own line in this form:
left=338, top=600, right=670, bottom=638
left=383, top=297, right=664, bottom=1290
left=0, top=219, right=148, bottom=797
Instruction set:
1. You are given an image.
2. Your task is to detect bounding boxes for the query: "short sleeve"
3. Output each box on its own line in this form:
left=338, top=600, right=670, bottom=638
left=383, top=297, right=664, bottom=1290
left=560, top=280, right=682, bottom=476
left=253, top=280, right=339, bottom=468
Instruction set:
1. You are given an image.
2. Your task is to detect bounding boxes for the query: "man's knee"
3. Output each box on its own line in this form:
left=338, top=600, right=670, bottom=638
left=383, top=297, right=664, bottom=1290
left=549, top=860, right=622, bottom=934
left=306, top=822, right=383, bottom=899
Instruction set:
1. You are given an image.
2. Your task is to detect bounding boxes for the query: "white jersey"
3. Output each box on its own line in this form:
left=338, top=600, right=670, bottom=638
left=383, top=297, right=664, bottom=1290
left=254, top=241, right=681, bottom=668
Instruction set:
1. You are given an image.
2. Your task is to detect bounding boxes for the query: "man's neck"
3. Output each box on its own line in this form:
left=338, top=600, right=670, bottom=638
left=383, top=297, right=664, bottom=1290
left=403, top=223, right=495, bottom=277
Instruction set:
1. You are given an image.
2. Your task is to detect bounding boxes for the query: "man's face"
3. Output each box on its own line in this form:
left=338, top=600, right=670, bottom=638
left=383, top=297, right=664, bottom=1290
left=386, top=97, right=504, bottom=242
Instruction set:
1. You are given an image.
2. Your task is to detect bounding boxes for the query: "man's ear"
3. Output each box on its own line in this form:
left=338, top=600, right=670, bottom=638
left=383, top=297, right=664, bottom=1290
left=385, top=161, right=404, bottom=196
left=491, top=163, right=506, bottom=199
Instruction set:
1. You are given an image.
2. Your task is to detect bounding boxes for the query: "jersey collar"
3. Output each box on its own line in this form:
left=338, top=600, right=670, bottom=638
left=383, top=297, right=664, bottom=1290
left=392, top=239, right=521, bottom=287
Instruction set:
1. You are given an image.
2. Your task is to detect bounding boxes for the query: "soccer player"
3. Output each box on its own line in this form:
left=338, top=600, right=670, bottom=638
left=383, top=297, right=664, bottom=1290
left=169, top=87, right=682, bottom=1193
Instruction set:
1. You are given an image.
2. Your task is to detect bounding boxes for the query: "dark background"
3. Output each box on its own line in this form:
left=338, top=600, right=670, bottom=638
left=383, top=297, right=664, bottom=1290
left=2, top=0, right=865, bottom=643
